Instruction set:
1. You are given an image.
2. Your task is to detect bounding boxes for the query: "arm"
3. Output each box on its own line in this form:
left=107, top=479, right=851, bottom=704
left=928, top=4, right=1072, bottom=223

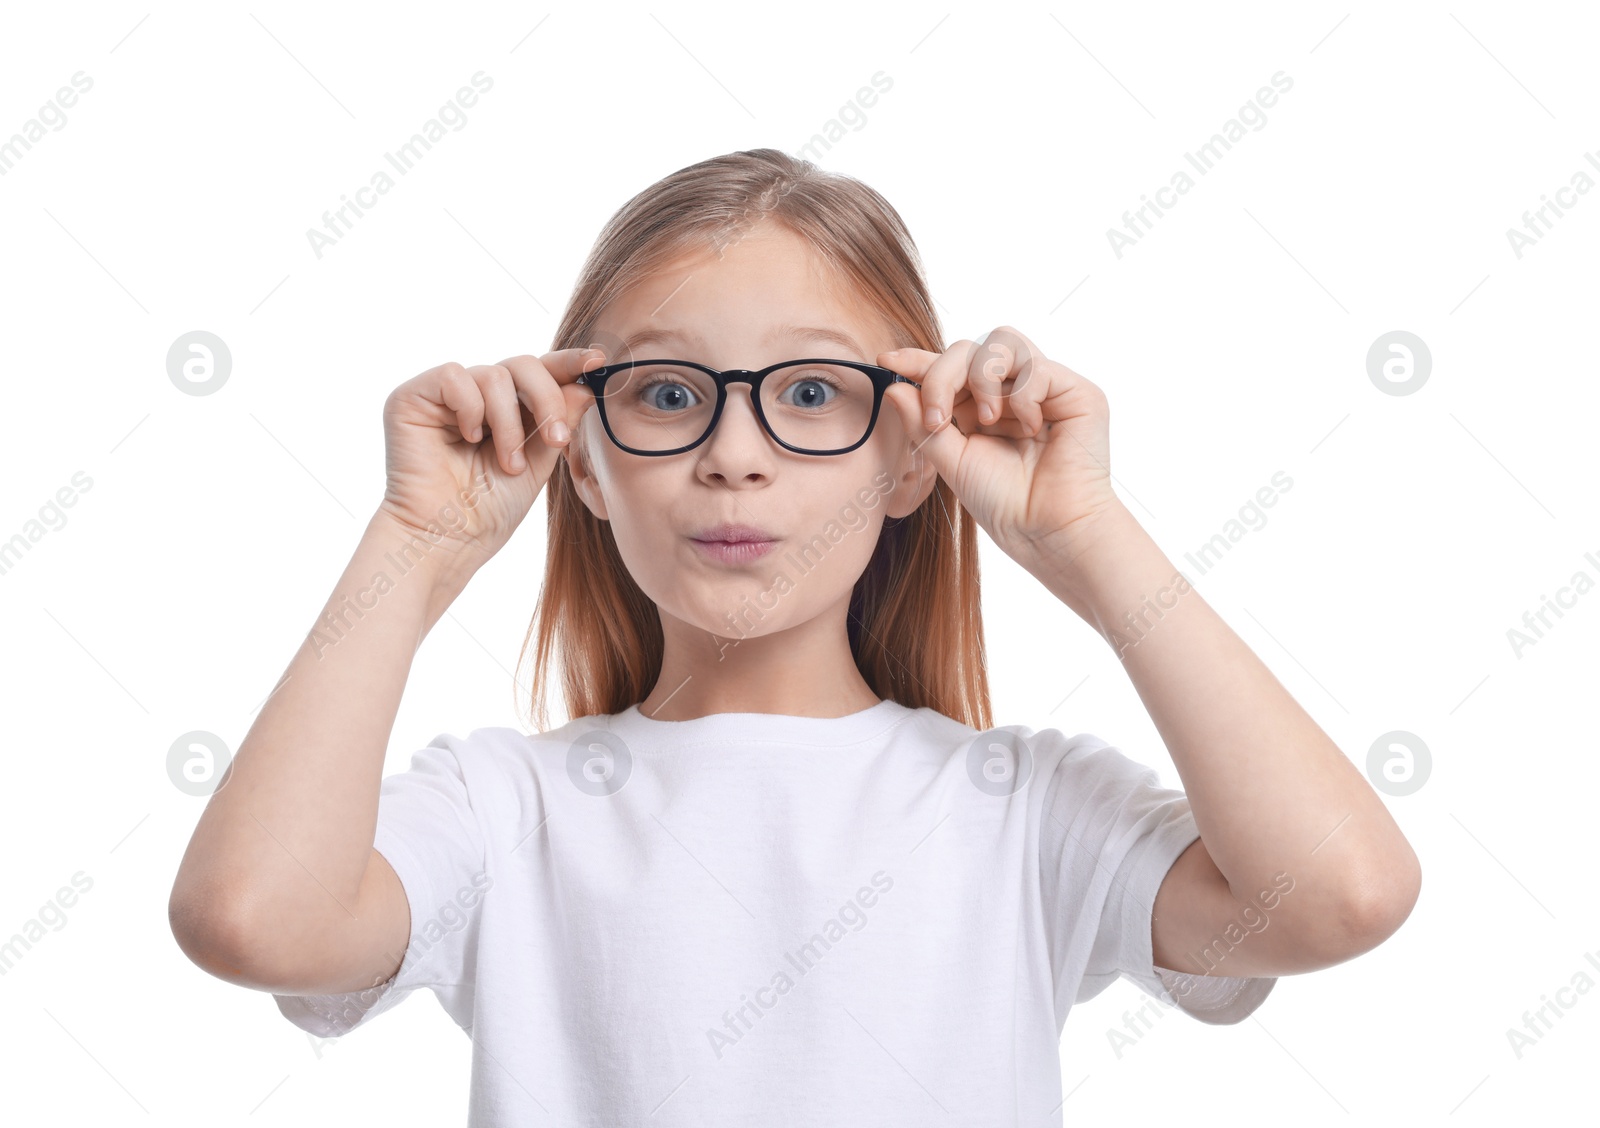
left=167, top=351, right=593, bottom=996
left=1020, top=500, right=1421, bottom=979
left=872, top=329, right=1419, bottom=979
left=167, top=508, right=475, bottom=995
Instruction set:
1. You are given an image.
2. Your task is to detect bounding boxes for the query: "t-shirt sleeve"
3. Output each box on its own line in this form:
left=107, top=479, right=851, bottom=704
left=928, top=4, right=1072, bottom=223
left=272, top=734, right=491, bottom=1039
left=1037, top=731, right=1276, bottom=1028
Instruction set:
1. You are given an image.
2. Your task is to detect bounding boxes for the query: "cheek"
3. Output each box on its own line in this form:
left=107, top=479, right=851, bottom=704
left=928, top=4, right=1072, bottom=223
left=831, top=453, right=903, bottom=532
left=602, top=478, right=671, bottom=561
left=770, top=498, right=885, bottom=598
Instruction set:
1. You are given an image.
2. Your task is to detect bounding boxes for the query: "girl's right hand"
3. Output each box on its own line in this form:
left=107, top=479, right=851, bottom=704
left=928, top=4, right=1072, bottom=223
left=377, top=348, right=606, bottom=571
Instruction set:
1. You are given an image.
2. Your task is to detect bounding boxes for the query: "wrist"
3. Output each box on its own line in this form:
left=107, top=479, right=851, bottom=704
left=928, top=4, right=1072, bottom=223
left=362, top=507, right=483, bottom=622
left=1014, top=499, right=1137, bottom=592
left=1018, top=503, right=1175, bottom=630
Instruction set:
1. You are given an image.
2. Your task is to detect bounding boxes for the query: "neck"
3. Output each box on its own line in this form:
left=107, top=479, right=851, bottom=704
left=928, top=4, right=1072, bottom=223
left=638, top=609, right=878, bottom=721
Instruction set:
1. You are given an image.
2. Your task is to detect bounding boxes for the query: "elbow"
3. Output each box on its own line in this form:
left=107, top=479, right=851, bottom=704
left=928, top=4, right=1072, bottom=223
left=169, top=881, right=264, bottom=987
left=1279, top=848, right=1421, bottom=966
left=1339, top=847, right=1422, bottom=953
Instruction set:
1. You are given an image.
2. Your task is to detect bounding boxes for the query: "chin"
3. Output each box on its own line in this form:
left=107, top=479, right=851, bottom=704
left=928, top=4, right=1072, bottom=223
left=664, top=592, right=792, bottom=646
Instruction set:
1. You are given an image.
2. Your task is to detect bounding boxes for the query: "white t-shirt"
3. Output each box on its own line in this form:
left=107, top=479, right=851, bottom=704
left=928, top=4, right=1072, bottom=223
left=274, top=698, right=1275, bottom=1125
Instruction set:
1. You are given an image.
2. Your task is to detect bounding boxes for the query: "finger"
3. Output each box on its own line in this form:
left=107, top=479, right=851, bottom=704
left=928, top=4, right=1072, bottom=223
left=545, top=344, right=610, bottom=387
left=882, top=380, right=966, bottom=485
left=976, top=325, right=1052, bottom=428
left=435, top=363, right=486, bottom=444
left=989, top=327, right=1050, bottom=432
left=877, top=347, right=938, bottom=381
left=500, top=348, right=604, bottom=453
left=882, top=380, right=926, bottom=440
left=1009, top=354, right=1053, bottom=434
left=467, top=364, right=527, bottom=474
left=966, top=336, right=1014, bottom=426
left=880, top=344, right=976, bottom=432
left=954, top=402, right=1034, bottom=438
left=925, top=341, right=984, bottom=433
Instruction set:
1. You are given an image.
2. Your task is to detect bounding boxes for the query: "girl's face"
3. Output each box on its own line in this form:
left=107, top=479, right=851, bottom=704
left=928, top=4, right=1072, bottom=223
left=565, top=221, right=937, bottom=654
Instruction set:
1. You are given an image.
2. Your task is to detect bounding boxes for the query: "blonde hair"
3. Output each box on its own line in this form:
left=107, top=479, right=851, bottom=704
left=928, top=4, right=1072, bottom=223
left=518, top=148, right=991, bottom=732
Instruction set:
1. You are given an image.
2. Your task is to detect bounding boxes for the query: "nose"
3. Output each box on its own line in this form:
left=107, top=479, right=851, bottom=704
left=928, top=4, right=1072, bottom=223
left=694, top=383, right=775, bottom=482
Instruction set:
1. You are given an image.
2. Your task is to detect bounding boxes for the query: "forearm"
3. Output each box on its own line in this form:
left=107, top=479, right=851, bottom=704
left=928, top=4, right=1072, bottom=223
left=170, top=508, right=477, bottom=936
left=1021, top=501, right=1418, bottom=927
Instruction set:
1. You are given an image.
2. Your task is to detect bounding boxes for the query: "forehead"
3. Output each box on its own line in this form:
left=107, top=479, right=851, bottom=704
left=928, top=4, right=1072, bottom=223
left=617, top=322, right=870, bottom=360
left=594, top=224, right=890, bottom=362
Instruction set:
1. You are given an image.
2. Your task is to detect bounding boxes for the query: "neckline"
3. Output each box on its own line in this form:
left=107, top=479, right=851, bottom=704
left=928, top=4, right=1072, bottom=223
left=607, top=697, right=913, bottom=748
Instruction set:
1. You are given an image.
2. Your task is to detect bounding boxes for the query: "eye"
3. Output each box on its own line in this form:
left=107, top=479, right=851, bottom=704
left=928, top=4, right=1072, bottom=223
left=634, top=372, right=701, bottom=412
left=776, top=370, right=846, bottom=410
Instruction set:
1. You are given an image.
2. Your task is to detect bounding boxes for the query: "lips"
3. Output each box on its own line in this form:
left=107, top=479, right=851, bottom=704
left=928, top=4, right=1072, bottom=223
left=690, top=523, right=777, bottom=545
left=689, top=523, right=779, bottom=565
left=690, top=537, right=778, bottom=564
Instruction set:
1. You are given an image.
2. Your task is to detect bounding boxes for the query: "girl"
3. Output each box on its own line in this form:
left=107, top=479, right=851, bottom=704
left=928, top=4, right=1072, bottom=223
left=169, top=148, right=1419, bottom=1126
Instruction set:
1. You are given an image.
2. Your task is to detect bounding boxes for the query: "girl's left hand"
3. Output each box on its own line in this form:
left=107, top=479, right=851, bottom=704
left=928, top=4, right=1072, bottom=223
left=878, top=327, right=1123, bottom=566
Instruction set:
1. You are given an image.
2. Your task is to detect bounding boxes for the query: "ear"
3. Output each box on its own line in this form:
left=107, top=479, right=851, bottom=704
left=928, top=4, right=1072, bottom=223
left=884, top=434, right=938, bottom=519
left=882, top=383, right=940, bottom=519
left=563, top=420, right=610, bottom=522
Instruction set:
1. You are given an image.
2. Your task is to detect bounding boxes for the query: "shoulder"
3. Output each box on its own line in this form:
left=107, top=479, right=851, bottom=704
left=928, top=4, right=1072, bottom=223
left=375, top=717, right=633, bottom=845
left=385, top=718, right=618, bottom=803
left=1026, top=727, right=1179, bottom=812
left=391, top=724, right=549, bottom=778
left=949, top=717, right=1131, bottom=794
left=406, top=715, right=620, bottom=766
left=894, top=710, right=1143, bottom=809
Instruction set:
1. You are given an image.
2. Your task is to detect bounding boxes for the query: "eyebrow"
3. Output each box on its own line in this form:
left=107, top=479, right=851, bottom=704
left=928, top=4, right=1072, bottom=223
left=616, top=323, right=869, bottom=361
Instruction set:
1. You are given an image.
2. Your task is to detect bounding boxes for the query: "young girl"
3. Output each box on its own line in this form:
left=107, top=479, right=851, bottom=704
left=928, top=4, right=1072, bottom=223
left=169, top=148, right=1419, bottom=1125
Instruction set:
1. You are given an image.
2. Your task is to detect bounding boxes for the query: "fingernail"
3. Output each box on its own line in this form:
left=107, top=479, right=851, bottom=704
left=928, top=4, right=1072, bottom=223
left=511, top=449, right=526, bottom=470
left=980, top=402, right=995, bottom=423
left=924, top=406, right=942, bottom=430
left=550, top=422, right=570, bottom=444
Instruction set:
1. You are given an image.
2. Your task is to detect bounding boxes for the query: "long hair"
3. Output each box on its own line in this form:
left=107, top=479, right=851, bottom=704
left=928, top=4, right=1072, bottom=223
left=518, top=148, right=991, bottom=733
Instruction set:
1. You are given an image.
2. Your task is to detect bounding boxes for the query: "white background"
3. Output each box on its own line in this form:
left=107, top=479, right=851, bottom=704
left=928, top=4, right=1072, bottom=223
left=1, top=1, right=1595, bottom=1124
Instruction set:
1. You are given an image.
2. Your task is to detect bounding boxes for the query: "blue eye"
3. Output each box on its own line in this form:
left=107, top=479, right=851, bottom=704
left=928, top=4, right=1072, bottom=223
left=636, top=373, right=701, bottom=412
left=777, top=372, right=845, bottom=411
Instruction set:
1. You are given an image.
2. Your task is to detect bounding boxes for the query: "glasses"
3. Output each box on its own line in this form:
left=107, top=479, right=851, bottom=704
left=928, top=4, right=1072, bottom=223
left=576, top=357, right=922, bottom=456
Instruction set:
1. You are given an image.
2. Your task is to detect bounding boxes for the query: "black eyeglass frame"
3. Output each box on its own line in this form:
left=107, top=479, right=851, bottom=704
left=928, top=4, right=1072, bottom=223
left=575, top=357, right=923, bottom=457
